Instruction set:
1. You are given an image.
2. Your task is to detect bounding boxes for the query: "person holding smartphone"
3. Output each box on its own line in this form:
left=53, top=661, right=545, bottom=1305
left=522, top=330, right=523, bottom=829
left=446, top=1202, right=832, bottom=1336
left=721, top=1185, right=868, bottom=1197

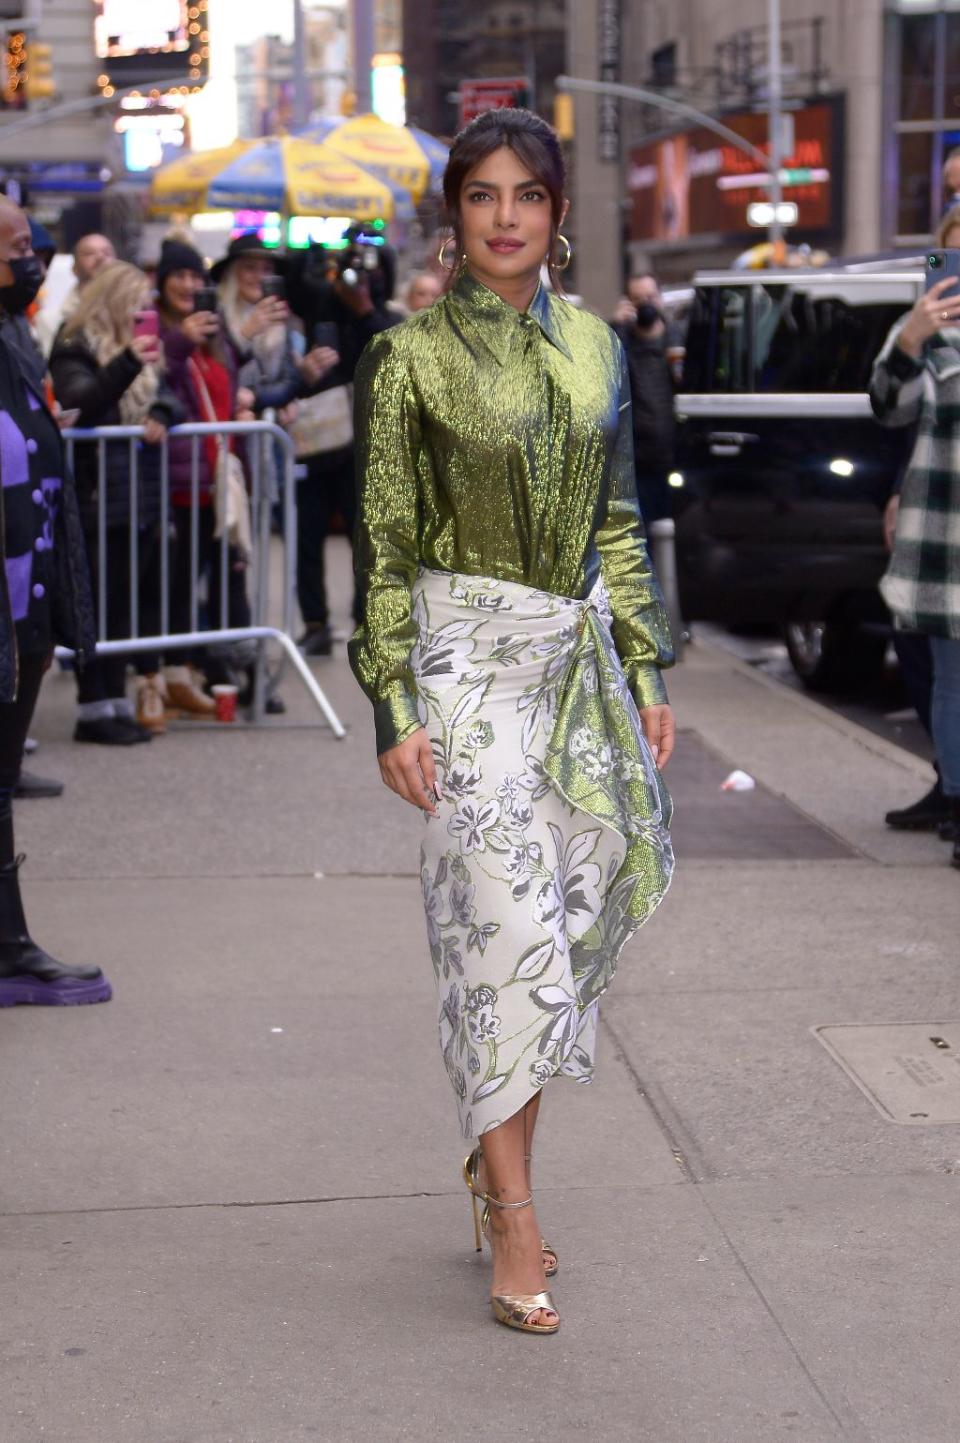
left=51, top=260, right=180, bottom=741
left=213, top=234, right=301, bottom=416
left=156, top=237, right=253, bottom=718
left=870, top=210, right=960, bottom=869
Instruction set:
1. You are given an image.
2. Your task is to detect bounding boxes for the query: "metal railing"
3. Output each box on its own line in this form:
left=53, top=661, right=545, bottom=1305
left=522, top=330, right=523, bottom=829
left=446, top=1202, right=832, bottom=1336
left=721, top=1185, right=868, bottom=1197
left=59, top=417, right=345, bottom=738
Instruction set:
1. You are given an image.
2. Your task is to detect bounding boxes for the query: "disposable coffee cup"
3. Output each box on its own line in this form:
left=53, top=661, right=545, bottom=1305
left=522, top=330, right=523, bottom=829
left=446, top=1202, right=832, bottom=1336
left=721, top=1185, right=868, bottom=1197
left=212, top=683, right=239, bottom=723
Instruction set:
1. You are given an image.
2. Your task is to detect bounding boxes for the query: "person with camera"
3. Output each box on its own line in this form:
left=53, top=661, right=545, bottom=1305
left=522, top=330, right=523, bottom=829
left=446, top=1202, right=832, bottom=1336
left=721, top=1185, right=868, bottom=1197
left=0, top=195, right=111, bottom=1006
left=871, top=220, right=960, bottom=870
left=157, top=237, right=252, bottom=717
left=51, top=260, right=181, bottom=741
left=611, top=272, right=677, bottom=526
left=285, top=228, right=400, bottom=656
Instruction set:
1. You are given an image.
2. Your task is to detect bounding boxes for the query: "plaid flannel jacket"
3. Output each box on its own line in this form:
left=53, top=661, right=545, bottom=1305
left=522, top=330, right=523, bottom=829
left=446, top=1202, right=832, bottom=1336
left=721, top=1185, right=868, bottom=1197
left=870, top=319, right=960, bottom=639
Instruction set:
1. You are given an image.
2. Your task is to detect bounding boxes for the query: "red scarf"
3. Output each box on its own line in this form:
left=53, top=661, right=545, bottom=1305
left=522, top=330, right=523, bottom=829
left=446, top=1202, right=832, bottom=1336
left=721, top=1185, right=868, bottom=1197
left=188, top=351, right=233, bottom=477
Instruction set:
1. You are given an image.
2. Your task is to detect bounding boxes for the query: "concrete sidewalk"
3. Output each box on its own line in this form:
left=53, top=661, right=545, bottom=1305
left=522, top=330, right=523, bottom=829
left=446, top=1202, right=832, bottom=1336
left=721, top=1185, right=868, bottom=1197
left=2, top=552, right=958, bottom=1443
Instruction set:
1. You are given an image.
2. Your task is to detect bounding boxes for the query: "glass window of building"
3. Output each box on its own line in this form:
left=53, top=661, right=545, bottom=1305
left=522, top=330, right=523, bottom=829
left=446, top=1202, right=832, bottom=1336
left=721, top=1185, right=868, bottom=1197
left=890, top=2, right=960, bottom=240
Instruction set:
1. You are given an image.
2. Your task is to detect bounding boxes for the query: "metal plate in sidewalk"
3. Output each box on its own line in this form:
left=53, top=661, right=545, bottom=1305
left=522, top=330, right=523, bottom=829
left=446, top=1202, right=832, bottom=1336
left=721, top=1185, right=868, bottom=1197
left=814, top=1023, right=960, bottom=1124
left=669, top=731, right=857, bottom=861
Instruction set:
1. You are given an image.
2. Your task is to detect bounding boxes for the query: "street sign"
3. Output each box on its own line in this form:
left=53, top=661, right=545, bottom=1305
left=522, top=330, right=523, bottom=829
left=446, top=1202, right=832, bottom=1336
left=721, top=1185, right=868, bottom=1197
left=459, top=77, right=529, bottom=128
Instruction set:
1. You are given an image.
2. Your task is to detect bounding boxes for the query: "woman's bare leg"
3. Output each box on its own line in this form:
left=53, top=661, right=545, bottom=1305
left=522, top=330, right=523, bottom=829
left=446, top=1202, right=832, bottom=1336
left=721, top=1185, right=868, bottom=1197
left=480, top=1106, right=557, bottom=1327
left=523, top=1089, right=542, bottom=1188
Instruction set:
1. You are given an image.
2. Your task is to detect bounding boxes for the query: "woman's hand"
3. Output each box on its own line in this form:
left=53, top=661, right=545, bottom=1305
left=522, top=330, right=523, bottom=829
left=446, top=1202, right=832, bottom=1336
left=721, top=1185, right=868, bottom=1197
left=278, top=400, right=298, bottom=427
left=236, top=386, right=256, bottom=413
left=142, top=417, right=167, bottom=446
left=131, top=334, right=160, bottom=365
left=299, top=345, right=339, bottom=386
left=638, top=703, right=675, bottom=768
left=240, top=296, right=288, bottom=341
left=181, top=309, right=219, bottom=346
left=898, top=277, right=960, bottom=356
left=883, top=493, right=900, bottom=553
left=378, top=727, right=442, bottom=816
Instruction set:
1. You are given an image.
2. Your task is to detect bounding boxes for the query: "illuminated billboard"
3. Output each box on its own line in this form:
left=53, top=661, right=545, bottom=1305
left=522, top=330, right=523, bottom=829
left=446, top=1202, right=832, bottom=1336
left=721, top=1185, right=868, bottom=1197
left=92, top=0, right=208, bottom=87
left=94, top=1, right=189, bottom=58
left=628, top=96, right=844, bottom=244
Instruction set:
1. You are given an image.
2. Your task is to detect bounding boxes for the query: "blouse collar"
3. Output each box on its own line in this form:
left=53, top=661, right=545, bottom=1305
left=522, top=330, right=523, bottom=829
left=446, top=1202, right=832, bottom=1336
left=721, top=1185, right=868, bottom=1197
left=448, top=268, right=573, bottom=365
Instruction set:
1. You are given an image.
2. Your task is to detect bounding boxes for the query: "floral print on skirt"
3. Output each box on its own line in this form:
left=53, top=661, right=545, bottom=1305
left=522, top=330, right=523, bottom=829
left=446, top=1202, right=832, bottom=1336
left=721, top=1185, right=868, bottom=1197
left=412, top=568, right=674, bottom=1138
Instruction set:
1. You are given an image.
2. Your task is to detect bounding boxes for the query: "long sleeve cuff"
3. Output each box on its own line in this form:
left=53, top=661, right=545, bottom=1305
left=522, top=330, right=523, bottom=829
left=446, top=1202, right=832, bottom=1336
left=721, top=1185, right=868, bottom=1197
left=373, top=689, right=422, bottom=755
left=887, top=344, right=924, bottom=381
left=625, top=660, right=669, bottom=711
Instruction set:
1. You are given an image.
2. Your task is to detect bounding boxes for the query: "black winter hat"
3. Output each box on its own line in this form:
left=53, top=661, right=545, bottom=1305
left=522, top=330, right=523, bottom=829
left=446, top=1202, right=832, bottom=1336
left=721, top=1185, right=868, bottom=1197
left=156, top=237, right=206, bottom=292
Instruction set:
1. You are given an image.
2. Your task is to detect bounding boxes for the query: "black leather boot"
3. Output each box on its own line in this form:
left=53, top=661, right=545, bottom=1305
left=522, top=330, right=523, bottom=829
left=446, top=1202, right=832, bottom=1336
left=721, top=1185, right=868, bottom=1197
left=885, top=769, right=951, bottom=831
left=950, top=801, right=960, bottom=871
left=0, top=854, right=111, bottom=1007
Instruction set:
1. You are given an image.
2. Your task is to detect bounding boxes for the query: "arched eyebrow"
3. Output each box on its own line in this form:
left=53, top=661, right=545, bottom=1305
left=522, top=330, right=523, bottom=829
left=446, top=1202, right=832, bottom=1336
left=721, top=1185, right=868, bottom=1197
left=464, top=178, right=545, bottom=191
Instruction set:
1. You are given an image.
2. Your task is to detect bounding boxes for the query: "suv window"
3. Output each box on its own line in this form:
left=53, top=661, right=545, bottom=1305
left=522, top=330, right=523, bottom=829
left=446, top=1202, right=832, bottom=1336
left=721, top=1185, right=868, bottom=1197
left=681, top=286, right=752, bottom=394
left=679, top=279, right=913, bottom=395
left=754, top=284, right=910, bottom=393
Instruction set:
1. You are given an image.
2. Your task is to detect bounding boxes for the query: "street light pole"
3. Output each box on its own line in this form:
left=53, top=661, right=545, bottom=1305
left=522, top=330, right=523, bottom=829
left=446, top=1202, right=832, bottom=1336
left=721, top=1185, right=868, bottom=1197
left=351, top=0, right=375, bottom=114
left=292, top=0, right=310, bottom=129
left=767, top=0, right=785, bottom=261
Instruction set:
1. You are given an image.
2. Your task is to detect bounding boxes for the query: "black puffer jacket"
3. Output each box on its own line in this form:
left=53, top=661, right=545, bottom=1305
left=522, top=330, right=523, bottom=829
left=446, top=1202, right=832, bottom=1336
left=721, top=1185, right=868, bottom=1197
left=0, top=336, right=94, bottom=701
left=49, top=335, right=181, bottom=529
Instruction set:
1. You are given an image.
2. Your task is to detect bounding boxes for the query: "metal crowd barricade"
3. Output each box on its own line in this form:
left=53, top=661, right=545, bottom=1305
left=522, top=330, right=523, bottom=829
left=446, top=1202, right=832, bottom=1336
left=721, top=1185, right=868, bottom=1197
left=59, top=418, right=346, bottom=738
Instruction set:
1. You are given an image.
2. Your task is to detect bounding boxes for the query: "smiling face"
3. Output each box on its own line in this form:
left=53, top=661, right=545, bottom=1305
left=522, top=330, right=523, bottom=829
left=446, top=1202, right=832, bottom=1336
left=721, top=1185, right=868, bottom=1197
left=234, top=253, right=275, bottom=304
left=162, top=267, right=203, bottom=318
left=458, top=145, right=566, bottom=296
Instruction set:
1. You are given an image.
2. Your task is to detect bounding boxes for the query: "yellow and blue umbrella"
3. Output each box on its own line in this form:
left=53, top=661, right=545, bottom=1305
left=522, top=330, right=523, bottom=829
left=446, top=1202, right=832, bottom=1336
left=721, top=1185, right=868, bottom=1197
left=149, top=139, right=254, bottom=216
left=303, top=113, right=448, bottom=200
left=205, top=135, right=414, bottom=219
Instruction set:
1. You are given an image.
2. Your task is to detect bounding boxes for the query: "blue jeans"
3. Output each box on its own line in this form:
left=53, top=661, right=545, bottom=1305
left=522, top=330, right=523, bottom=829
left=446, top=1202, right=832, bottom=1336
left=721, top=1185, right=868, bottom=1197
left=931, top=636, right=960, bottom=796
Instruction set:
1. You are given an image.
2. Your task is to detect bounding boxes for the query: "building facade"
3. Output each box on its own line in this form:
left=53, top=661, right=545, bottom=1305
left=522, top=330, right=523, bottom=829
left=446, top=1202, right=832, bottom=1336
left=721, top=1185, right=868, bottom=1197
left=565, top=1, right=960, bottom=311
left=402, top=0, right=566, bottom=139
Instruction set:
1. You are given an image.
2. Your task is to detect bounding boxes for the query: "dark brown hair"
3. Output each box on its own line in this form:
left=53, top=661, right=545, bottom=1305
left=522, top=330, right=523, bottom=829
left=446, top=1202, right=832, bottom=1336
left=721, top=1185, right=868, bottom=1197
left=441, top=107, right=567, bottom=293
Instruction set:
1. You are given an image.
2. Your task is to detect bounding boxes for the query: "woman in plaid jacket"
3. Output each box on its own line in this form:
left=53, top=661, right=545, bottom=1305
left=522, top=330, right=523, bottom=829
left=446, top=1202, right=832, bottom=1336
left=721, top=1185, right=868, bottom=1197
left=870, top=232, right=960, bottom=870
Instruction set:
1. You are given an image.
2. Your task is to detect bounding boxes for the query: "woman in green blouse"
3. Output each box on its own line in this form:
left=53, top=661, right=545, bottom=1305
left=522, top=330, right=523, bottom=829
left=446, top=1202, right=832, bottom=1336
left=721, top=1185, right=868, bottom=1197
left=350, top=109, right=675, bottom=1335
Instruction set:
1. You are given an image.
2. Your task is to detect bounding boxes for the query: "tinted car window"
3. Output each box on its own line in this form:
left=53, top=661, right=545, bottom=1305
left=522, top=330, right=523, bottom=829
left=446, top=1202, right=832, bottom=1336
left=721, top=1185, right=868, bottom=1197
left=754, top=284, right=910, bottom=392
left=680, top=286, right=752, bottom=394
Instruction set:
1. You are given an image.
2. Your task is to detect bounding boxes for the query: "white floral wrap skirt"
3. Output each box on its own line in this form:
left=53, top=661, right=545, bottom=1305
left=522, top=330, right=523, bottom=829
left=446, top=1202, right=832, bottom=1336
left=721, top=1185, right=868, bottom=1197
left=412, top=568, right=674, bottom=1138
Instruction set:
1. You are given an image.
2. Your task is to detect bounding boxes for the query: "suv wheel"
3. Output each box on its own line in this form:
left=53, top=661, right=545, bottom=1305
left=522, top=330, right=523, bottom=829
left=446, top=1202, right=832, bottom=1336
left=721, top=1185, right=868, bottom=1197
left=783, top=620, right=886, bottom=692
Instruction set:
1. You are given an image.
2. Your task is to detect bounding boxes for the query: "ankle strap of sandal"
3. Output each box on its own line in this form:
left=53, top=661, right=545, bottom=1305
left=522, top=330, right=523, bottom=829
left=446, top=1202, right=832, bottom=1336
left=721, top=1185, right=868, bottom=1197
left=485, top=1192, right=534, bottom=1211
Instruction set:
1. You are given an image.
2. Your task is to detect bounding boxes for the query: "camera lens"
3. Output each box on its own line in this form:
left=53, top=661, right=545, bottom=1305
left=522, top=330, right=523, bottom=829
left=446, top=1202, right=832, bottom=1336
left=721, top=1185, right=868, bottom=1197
left=929, top=253, right=942, bottom=268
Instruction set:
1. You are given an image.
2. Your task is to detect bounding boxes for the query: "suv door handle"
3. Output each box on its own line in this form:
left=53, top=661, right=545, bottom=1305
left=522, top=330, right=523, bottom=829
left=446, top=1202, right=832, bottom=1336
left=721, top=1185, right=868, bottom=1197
left=707, top=430, right=760, bottom=456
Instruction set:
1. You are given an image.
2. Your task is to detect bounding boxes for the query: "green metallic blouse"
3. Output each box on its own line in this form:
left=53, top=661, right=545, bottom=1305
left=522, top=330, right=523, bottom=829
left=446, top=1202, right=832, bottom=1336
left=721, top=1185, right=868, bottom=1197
left=349, top=269, right=674, bottom=755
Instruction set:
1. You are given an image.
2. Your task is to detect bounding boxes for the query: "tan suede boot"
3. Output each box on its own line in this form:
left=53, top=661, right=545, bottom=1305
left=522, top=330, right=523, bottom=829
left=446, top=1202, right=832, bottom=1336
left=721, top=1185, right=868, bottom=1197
left=136, top=675, right=168, bottom=734
left=164, top=665, right=216, bottom=717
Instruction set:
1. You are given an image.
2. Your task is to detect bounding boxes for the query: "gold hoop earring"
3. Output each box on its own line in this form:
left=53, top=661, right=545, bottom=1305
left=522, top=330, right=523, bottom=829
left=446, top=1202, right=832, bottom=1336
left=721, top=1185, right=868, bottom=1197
left=437, top=235, right=462, bottom=272
left=553, top=234, right=572, bottom=271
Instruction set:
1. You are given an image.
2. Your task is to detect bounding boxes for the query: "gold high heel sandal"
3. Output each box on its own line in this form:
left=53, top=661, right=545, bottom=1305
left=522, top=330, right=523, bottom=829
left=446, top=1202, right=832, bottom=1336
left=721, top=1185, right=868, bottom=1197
left=464, top=1147, right=558, bottom=1277
left=463, top=1150, right=560, bottom=1336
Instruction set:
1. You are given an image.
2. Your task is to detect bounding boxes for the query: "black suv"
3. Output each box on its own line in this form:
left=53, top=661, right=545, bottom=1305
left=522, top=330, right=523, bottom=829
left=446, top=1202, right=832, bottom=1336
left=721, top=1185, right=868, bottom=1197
left=669, top=263, right=921, bottom=688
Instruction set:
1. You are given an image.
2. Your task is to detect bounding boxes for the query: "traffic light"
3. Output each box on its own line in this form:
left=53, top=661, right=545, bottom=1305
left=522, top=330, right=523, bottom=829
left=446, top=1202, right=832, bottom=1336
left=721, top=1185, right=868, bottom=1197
left=23, top=40, right=54, bottom=101
left=554, top=91, right=574, bottom=141
left=2, top=30, right=26, bottom=109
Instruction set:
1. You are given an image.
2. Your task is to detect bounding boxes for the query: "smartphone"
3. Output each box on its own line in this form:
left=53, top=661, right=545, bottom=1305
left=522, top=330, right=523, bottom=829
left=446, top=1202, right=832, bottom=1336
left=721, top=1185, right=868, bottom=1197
left=193, top=285, right=219, bottom=315
left=261, top=275, right=285, bottom=301
left=133, top=308, right=159, bottom=340
left=57, top=407, right=81, bottom=429
left=312, top=321, right=338, bottom=349
left=925, top=249, right=960, bottom=292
